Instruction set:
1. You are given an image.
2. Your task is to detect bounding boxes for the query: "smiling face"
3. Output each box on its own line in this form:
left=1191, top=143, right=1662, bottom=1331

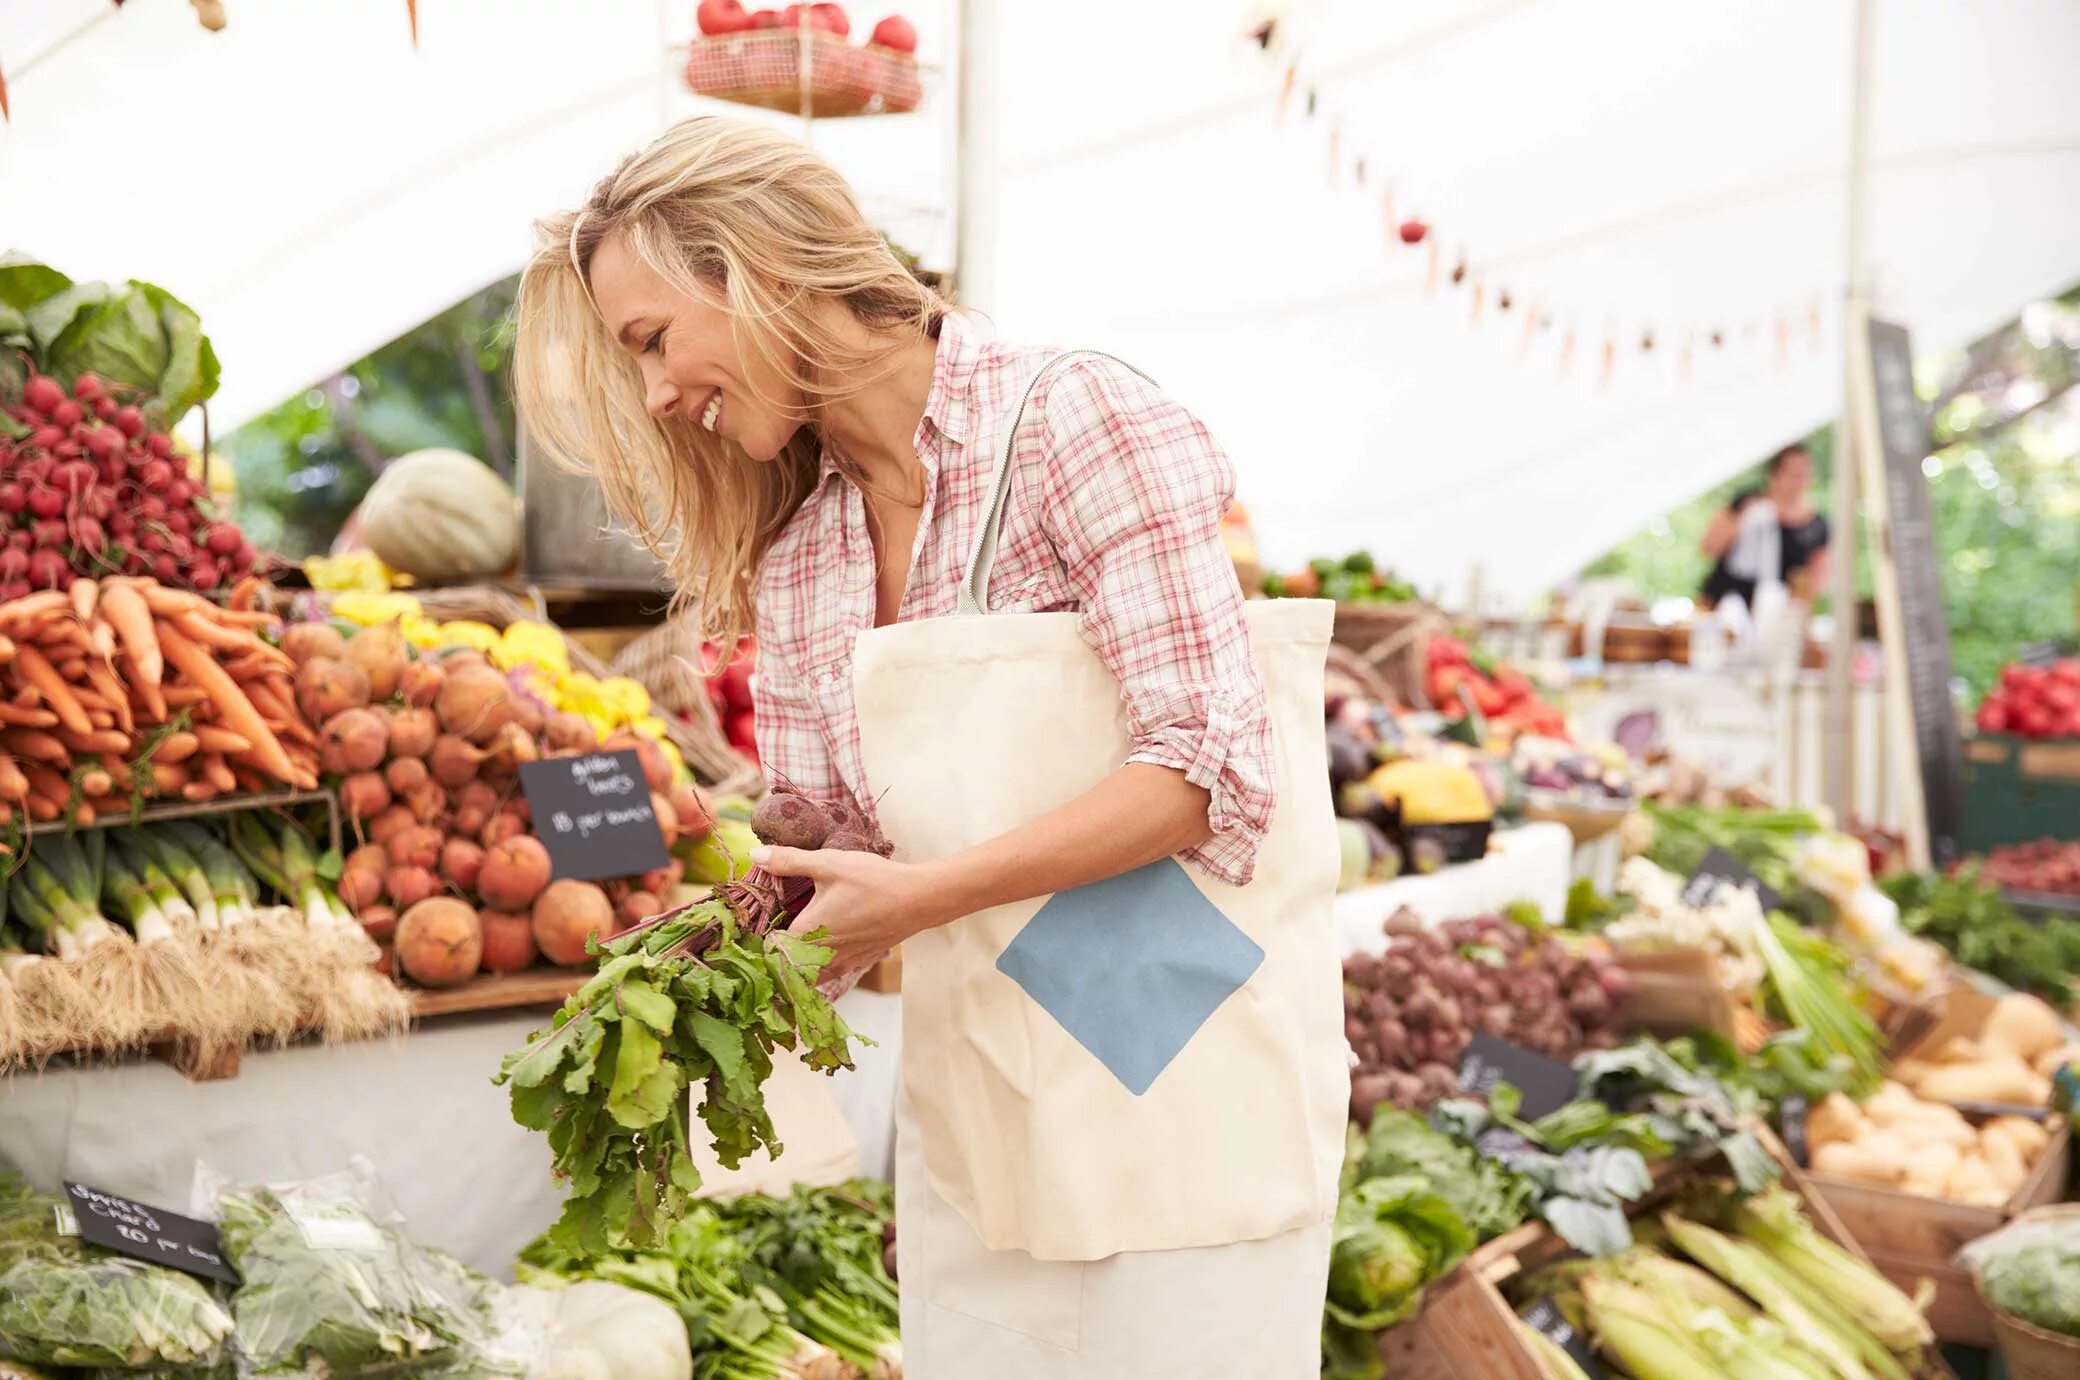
left=586, top=230, right=808, bottom=462
left=1767, top=447, right=1813, bottom=507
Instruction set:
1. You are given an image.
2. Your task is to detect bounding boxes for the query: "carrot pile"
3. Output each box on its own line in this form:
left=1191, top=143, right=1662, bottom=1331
left=0, top=576, right=409, bottom=1072
left=0, top=575, right=318, bottom=831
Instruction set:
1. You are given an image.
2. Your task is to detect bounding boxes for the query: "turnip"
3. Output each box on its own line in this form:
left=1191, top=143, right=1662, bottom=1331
left=437, top=665, right=515, bottom=745
left=297, top=657, right=371, bottom=723
left=479, top=910, right=537, bottom=972
left=339, top=772, right=392, bottom=821
left=480, top=812, right=527, bottom=849
left=441, top=838, right=485, bottom=891
left=429, top=734, right=489, bottom=787
left=395, top=897, right=482, bottom=987
left=398, top=659, right=445, bottom=708
left=532, top=880, right=614, bottom=966
left=387, top=706, right=438, bottom=760
left=402, top=779, right=447, bottom=827
left=338, top=866, right=388, bottom=912
left=281, top=622, right=345, bottom=666
left=386, top=866, right=439, bottom=909
left=347, top=622, right=408, bottom=701
left=386, top=824, right=444, bottom=871
left=616, top=890, right=661, bottom=931
left=480, top=835, right=552, bottom=911
left=358, top=904, right=399, bottom=944
left=319, top=707, right=389, bottom=775
left=384, top=756, right=430, bottom=795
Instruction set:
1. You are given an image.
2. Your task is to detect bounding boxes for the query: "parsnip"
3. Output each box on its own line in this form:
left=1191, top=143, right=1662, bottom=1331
left=1980, top=1133, right=2029, bottom=1195
left=1931, top=1035, right=1985, bottom=1064
left=1814, top=1139, right=1903, bottom=1186
left=1899, top=1141, right=1961, bottom=1197
left=1808, top=1092, right=1867, bottom=1148
left=1913, top=1057, right=2052, bottom=1108
left=1982, top=1115, right=2050, bottom=1160
left=1980, top=994, right=2063, bottom=1062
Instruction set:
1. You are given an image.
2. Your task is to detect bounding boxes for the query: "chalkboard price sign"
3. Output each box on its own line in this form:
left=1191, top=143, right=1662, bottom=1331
left=63, top=1182, right=238, bottom=1285
left=1868, top=317, right=1963, bottom=867
left=518, top=749, right=671, bottom=882
left=1682, top=846, right=1782, bottom=914
left=1457, top=1033, right=1577, bottom=1121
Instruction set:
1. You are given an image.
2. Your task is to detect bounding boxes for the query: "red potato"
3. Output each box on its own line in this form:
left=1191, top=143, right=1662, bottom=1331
left=384, top=756, right=430, bottom=795
left=338, top=866, right=388, bottom=912
left=320, top=708, right=389, bottom=775
left=385, top=866, right=439, bottom=909
left=346, top=623, right=408, bottom=700
left=452, top=780, right=500, bottom=815
left=387, top=707, right=438, bottom=760
left=395, top=897, right=482, bottom=987
left=339, top=772, right=392, bottom=822
left=386, top=824, right=444, bottom=871
left=479, top=909, right=537, bottom=972
left=358, top=904, right=399, bottom=944
left=453, top=804, right=492, bottom=838
left=282, top=622, right=346, bottom=666
left=296, top=657, right=371, bottom=724
left=479, top=834, right=552, bottom=910
left=533, top=880, right=613, bottom=966
left=441, top=837, right=485, bottom=891
left=368, top=805, right=418, bottom=846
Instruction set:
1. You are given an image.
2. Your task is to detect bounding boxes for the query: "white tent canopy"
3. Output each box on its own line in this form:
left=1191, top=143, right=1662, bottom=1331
left=5, top=0, right=2078, bottom=597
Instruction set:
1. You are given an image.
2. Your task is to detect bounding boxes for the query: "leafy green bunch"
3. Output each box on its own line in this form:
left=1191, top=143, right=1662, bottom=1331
left=498, top=901, right=858, bottom=1255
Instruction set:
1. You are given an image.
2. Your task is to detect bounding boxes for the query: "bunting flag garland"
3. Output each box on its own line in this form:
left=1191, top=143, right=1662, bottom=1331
left=1246, top=14, right=1829, bottom=385
left=407, top=0, right=420, bottom=47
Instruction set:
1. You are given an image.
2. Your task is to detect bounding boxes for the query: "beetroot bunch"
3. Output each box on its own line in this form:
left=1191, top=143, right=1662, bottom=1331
left=0, top=370, right=258, bottom=597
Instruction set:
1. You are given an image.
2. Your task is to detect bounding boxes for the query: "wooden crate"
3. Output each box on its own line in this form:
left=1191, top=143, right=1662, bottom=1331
left=1811, top=1116, right=2069, bottom=1347
left=1614, top=946, right=1740, bottom=1042
left=1376, top=1126, right=1954, bottom=1379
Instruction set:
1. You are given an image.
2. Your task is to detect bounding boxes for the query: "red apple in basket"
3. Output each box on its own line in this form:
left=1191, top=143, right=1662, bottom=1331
left=697, top=0, right=752, bottom=34
left=870, top=14, right=917, bottom=53
left=810, top=3, right=851, bottom=37
left=750, top=10, right=783, bottom=28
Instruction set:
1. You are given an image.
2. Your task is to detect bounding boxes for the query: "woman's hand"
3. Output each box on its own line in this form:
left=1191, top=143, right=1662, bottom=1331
left=755, top=845, right=943, bottom=996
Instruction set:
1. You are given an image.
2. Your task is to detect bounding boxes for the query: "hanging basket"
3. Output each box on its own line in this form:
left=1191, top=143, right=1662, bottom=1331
left=610, top=615, right=764, bottom=799
left=685, top=30, right=922, bottom=119
left=1328, top=601, right=1449, bottom=710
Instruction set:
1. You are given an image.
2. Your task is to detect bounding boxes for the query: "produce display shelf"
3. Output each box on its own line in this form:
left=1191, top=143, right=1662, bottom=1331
left=2001, top=888, right=2080, bottom=920
left=26, top=787, right=343, bottom=854
left=407, top=969, right=586, bottom=1018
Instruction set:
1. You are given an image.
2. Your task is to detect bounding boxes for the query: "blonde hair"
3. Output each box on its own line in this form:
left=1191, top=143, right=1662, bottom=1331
left=514, top=116, right=945, bottom=642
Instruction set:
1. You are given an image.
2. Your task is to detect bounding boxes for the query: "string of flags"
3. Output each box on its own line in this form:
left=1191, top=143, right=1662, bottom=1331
left=1247, top=15, right=1830, bottom=387
left=0, top=0, right=420, bottom=122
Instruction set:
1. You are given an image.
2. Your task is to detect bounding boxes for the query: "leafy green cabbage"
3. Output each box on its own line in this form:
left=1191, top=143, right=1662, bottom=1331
left=0, top=251, right=220, bottom=429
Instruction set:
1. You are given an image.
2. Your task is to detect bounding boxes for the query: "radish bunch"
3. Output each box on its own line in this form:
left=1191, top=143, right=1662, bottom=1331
left=0, top=371, right=258, bottom=598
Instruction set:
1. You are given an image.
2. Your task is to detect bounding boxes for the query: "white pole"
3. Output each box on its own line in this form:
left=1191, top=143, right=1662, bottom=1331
left=1825, top=0, right=1876, bottom=825
left=954, top=0, right=1002, bottom=314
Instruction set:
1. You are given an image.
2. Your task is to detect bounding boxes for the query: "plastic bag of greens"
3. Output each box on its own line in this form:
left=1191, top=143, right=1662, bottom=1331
left=1958, top=1205, right=2080, bottom=1339
left=0, top=1174, right=235, bottom=1371
left=197, top=1159, right=500, bottom=1377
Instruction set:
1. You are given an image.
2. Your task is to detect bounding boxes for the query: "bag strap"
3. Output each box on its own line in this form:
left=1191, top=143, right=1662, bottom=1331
left=957, top=350, right=1151, bottom=616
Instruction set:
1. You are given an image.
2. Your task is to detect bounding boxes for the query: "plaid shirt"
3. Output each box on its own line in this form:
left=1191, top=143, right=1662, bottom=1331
left=751, top=313, right=1275, bottom=885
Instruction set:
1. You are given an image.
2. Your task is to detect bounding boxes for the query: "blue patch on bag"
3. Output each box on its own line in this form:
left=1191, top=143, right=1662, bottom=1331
left=995, top=858, right=1263, bottom=1095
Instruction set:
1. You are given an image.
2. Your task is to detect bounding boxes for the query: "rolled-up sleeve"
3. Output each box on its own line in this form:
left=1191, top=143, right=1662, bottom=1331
left=1036, top=358, right=1276, bottom=885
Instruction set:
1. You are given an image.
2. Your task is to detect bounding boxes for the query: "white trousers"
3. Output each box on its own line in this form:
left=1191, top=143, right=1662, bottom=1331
left=894, top=1109, right=1331, bottom=1379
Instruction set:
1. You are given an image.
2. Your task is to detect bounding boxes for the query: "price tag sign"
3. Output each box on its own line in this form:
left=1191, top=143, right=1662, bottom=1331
left=64, top=1182, right=238, bottom=1285
left=1682, top=846, right=1782, bottom=914
left=1519, top=1297, right=1608, bottom=1378
left=1457, top=1033, right=1577, bottom=1121
left=519, top=749, right=671, bottom=883
left=1778, top=1095, right=1811, bottom=1168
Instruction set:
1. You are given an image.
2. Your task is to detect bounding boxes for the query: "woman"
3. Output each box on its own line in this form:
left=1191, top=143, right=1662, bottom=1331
left=515, top=118, right=1343, bottom=1378
left=1699, top=443, right=1831, bottom=610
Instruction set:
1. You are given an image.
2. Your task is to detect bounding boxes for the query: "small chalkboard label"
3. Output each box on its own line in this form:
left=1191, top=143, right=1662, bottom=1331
left=519, top=749, right=671, bottom=883
left=1947, top=1100, right=2050, bottom=1122
left=64, top=1182, right=238, bottom=1285
left=1683, top=846, right=1782, bottom=914
left=1520, top=1297, right=1608, bottom=1378
left=1458, top=1032, right=1577, bottom=1121
left=1779, top=1095, right=1811, bottom=1168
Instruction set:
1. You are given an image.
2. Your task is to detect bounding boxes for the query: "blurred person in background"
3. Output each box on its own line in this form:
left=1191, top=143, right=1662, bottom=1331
left=1699, top=443, right=1831, bottom=610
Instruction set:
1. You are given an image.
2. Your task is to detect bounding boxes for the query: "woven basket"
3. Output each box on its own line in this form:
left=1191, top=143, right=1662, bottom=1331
left=1973, top=1205, right=2080, bottom=1380
left=610, top=615, right=763, bottom=798
left=291, top=585, right=756, bottom=793
left=1324, top=642, right=1399, bottom=709
left=685, top=29, right=922, bottom=118
left=1329, top=601, right=1448, bottom=709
